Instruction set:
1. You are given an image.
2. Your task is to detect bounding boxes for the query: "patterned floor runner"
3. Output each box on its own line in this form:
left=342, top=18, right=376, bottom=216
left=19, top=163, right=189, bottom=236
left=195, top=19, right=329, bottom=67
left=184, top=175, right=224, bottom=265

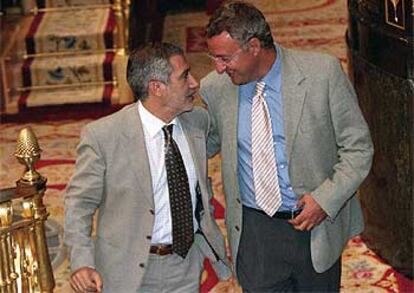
left=15, top=4, right=118, bottom=110
left=25, top=8, right=115, bottom=55
left=39, top=0, right=109, bottom=9
left=22, top=53, right=116, bottom=88
left=19, top=84, right=116, bottom=108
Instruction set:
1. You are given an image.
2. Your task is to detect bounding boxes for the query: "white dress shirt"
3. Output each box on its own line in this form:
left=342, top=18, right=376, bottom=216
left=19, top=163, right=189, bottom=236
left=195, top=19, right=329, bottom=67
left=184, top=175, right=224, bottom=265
left=138, top=101, right=198, bottom=245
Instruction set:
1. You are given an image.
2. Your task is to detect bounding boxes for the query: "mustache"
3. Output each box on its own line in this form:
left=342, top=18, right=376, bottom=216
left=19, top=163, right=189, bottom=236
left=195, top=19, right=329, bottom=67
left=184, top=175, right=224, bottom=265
left=187, top=91, right=197, bottom=97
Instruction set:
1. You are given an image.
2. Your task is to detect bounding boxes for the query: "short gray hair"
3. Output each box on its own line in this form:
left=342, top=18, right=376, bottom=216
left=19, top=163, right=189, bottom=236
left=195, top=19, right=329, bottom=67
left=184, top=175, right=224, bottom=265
left=206, top=1, right=274, bottom=49
left=127, top=42, right=184, bottom=101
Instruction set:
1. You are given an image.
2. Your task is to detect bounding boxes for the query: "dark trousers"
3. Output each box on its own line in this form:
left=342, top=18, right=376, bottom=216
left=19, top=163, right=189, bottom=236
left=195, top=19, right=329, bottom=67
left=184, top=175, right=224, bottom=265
left=236, top=206, right=341, bottom=292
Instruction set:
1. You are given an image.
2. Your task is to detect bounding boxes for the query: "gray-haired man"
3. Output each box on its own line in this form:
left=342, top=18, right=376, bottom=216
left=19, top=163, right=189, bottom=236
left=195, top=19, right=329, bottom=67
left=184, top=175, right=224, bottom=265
left=65, top=42, right=231, bottom=293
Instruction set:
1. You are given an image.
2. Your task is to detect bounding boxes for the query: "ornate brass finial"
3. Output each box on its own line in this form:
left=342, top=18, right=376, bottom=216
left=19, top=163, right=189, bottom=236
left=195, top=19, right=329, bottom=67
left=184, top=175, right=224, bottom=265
left=14, top=127, right=43, bottom=184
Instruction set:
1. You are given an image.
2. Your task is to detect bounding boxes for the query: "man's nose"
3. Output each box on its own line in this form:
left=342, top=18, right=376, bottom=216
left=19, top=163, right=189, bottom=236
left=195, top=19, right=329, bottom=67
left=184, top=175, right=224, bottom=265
left=189, top=74, right=199, bottom=89
left=215, top=62, right=226, bottom=74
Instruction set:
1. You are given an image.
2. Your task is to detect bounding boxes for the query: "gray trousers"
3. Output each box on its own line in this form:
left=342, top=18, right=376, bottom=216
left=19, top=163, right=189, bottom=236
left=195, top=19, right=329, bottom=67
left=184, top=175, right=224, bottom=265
left=237, top=206, right=341, bottom=292
left=138, top=242, right=204, bottom=293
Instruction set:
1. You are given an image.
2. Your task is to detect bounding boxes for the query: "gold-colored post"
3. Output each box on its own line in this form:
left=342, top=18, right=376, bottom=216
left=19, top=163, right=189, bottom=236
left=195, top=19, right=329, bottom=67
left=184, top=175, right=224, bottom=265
left=20, top=180, right=54, bottom=292
left=0, top=201, right=18, bottom=293
left=0, top=58, right=11, bottom=114
left=113, top=0, right=126, bottom=51
left=0, top=235, right=6, bottom=291
left=123, top=0, right=130, bottom=52
left=14, top=229, right=31, bottom=292
left=14, top=127, right=55, bottom=293
left=19, top=197, right=39, bottom=292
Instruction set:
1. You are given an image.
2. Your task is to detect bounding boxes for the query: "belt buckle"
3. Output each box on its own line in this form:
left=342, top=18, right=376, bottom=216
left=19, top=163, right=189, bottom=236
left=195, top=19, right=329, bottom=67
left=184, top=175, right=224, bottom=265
left=291, top=209, right=302, bottom=219
left=156, top=246, right=163, bottom=255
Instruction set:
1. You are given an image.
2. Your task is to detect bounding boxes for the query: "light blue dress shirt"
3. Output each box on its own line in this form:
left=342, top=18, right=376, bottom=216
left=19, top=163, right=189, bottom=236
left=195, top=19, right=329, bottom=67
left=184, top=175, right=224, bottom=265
left=237, top=45, right=298, bottom=212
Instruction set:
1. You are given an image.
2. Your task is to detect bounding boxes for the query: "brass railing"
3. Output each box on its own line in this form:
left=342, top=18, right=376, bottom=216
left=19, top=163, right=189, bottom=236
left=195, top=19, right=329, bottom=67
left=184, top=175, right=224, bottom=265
left=0, top=127, right=55, bottom=292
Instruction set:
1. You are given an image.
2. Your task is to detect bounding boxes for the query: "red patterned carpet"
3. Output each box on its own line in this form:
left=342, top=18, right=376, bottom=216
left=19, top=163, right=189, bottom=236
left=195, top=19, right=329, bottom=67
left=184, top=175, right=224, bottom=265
left=1, top=121, right=412, bottom=292
left=1, top=0, right=413, bottom=292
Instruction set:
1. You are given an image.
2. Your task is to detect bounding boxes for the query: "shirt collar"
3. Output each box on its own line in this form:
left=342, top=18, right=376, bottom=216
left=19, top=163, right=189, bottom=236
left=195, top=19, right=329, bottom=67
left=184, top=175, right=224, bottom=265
left=240, top=44, right=282, bottom=95
left=261, top=44, right=282, bottom=93
left=138, top=101, right=179, bottom=139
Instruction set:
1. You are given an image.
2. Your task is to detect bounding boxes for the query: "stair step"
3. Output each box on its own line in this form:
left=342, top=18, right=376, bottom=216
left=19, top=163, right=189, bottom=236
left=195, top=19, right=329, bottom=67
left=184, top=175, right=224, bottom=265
left=26, top=7, right=116, bottom=54
left=40, top=0, right=110, bottom=8
left=22, top=52, right=116, bottom=88
left=19, top=84, right=118, bottom=108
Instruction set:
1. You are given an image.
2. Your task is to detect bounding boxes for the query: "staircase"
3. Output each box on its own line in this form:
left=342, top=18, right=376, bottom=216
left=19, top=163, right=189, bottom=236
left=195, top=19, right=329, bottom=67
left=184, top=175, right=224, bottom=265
left=1, top=0, right=132, bottom=116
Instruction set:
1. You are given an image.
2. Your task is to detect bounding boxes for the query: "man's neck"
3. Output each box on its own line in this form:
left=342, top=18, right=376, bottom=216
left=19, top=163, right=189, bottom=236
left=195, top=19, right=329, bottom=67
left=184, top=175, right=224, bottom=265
left=141, top=99, right=175, bottom=124
left=256, top=48, right=277, bottom=80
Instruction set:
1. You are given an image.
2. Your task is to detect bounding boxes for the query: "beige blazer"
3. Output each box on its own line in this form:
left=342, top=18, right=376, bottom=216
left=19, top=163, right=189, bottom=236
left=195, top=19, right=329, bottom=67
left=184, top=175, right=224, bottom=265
left=200, top=47, right=374, bottom=275
left=64, top=104, right=231, bottom=292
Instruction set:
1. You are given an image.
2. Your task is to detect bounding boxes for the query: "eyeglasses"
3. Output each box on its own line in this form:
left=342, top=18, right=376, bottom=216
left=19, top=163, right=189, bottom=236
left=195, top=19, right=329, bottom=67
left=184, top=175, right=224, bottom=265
left=206, top=47, right=244, bottom=65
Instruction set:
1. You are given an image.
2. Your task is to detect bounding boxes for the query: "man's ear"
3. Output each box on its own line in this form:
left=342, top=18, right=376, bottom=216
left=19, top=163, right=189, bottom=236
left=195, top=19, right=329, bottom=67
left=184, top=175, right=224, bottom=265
left=248, top=37, right=261, bottom=56
left=148, top=80, right=164, bottom=97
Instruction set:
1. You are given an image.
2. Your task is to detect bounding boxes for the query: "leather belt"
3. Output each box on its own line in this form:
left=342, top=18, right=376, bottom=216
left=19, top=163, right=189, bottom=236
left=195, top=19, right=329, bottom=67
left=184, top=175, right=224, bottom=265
left=244, top=205, right=302, bottom=220
left=272, top=209, right=302, bottom=219
left=149, top=244, right=173, bottom=255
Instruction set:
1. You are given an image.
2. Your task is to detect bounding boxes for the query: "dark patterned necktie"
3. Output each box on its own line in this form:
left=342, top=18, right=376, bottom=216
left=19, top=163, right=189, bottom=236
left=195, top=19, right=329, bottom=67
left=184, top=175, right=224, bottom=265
left=162, top=124, right=194, bottom=258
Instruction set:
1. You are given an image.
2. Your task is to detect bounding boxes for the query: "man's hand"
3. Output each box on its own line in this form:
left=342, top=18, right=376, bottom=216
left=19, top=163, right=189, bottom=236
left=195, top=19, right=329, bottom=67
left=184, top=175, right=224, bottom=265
left=288, top=193, right=327, bottom=231
left=70, top=267, right=103, bottom=293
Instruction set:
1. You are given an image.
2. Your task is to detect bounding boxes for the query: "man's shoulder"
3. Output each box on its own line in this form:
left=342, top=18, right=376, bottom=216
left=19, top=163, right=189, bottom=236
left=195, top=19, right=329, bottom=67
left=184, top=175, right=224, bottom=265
left=281, top=47, right=339, bottom=71
left=83, top=103, right=137, bottom=138
left=201, top=70, right=232, bottom=89
left=179, top=106, right=208, bottom=129
left=180, top=106, right=208, bottom=120
left=282, top=47, right=336, bottom=62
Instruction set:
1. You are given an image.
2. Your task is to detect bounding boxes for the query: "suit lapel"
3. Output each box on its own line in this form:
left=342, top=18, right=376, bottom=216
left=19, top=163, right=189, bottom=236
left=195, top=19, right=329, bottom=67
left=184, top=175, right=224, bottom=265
left=179, top=114, right=214, bottom=221
left=280, top=48, right=307, bottom=162
left=223, top=82, right=239, bottom=177
left=179, top=115, right=205, bottom=183
left=121, top=105, right=154, bottom=208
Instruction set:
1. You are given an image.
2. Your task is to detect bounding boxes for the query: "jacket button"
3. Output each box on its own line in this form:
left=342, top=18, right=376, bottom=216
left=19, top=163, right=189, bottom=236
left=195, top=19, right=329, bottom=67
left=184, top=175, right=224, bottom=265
left=149, top=209, right=155, bottom=215
left=235, top=226, right=240, bottom=231
left=146, top=235, right=152, bottom=240
left=139, top=263, right=145, bottom=268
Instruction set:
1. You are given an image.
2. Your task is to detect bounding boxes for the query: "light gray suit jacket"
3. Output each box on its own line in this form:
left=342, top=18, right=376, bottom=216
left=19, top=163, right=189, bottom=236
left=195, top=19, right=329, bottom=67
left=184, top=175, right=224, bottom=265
left=64, top=103, right=231, bottom=292
left=200, top=47, right=374, bottom=275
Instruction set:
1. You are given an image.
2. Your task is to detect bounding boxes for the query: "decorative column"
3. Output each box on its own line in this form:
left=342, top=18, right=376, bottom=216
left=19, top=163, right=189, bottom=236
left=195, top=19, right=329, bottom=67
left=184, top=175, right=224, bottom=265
left=0, top=198, right=18, bottom=292
left=14, top=127, right=55, bottom=292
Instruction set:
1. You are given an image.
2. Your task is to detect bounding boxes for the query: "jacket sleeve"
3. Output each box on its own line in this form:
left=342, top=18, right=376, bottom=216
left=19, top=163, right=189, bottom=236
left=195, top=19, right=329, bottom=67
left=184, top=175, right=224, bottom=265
left=64, top=125, right=105, bottom=271
left=200, top=76, right=222, bottom=158
left=311, top=58, right=374, bottom=219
